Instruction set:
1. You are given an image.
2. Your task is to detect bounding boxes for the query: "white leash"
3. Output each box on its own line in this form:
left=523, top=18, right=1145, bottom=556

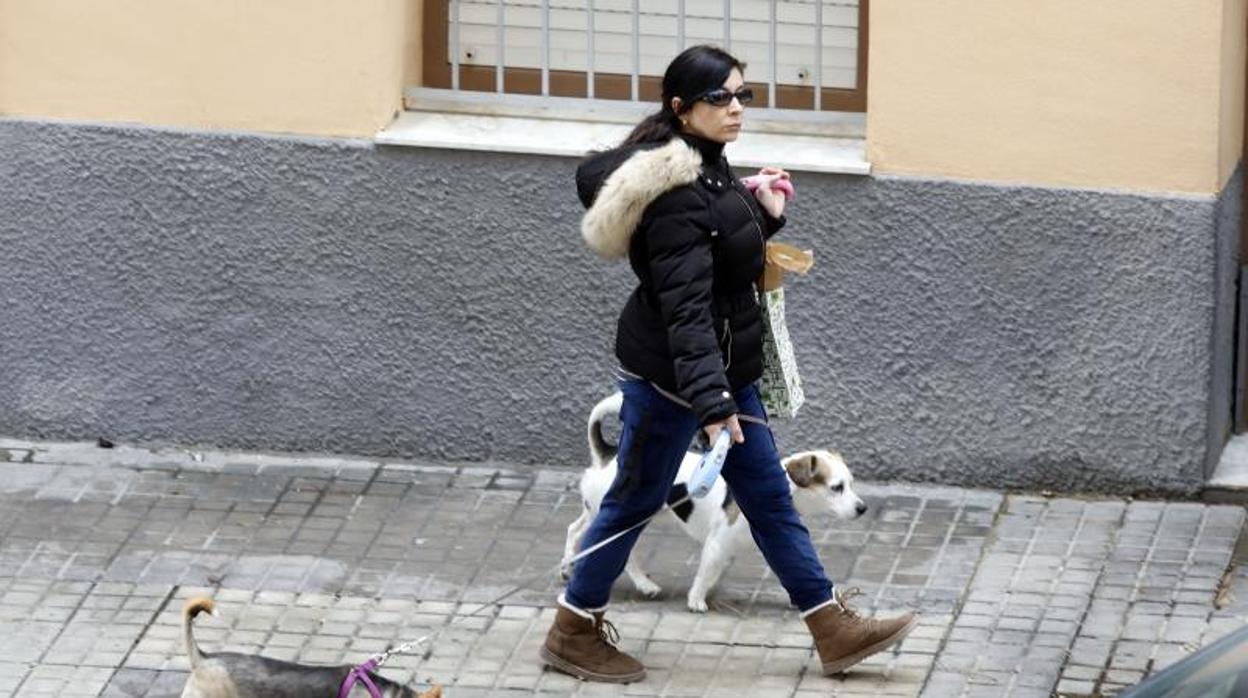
left=373, top=428, right=763, bottom=664
left=370, top=487, right=699, bottom=665
left=372, top=394, right=767, bottom=667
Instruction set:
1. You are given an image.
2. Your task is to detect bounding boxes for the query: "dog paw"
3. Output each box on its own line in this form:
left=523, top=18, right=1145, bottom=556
left=687, top=595, right=709, bottom=613
left=635, top=579, right=662, bottom=597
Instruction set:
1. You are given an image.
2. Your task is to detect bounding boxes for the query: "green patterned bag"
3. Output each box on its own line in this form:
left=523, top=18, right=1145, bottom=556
left=757, top=242, right=814, bottom=419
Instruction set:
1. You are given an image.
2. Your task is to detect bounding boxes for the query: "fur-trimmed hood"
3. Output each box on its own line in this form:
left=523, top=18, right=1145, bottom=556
left=576, top=138, right=704, bottom=259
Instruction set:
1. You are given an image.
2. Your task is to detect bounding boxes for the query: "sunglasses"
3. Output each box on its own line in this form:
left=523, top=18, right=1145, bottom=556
left=696, top=86, right=754, bottom=108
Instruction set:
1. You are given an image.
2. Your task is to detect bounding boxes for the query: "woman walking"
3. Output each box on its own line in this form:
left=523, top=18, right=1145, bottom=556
left=544, top=45, right=918, bottom=683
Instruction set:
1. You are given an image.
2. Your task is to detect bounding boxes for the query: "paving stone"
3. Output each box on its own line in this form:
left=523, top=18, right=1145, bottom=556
left=0, top=440, right=1242, bottom=696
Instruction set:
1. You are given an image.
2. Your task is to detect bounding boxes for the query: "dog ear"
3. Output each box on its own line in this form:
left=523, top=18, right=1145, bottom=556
left=786, top=454, right=816, bottom=488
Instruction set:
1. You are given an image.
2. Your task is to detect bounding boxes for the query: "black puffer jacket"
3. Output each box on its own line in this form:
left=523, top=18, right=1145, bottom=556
left=577, top=132, right=785, bottom=425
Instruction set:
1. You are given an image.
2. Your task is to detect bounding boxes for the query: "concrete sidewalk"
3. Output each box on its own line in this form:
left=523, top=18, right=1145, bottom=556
left=1, top=437, right=1246, bottom=697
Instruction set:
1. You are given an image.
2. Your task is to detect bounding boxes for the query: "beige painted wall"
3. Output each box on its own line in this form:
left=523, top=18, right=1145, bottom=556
left=868, top=0, right=1245, bottom=194
left=405, top=0, right=425, bottom=89
left=1220, top=0, right=1248, bottom=187
left=0, top=0, right=410, bottom=138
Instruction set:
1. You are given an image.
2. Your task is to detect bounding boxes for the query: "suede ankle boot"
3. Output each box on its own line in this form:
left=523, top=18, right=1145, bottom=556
left=804, top=589, right=918, bottom=675
left=540, top=601, right=645, bottom=683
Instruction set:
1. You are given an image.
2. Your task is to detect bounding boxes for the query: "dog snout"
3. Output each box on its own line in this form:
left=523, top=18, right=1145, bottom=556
left=855, top=501, right=868, bottom=517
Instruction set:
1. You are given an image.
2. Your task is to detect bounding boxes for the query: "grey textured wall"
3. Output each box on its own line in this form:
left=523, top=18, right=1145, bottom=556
left=0, top=119, right=1235, bottom=494
left=1207, top=168, right=1242, bottom=479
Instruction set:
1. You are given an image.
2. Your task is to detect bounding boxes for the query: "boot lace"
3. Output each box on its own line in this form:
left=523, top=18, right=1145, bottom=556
left=595, top=617, right=621, bottom=647
left=834, top=587, right=867, bottom=622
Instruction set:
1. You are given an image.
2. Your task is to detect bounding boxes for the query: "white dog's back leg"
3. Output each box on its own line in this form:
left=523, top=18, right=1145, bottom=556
left=561, top=508, right=592, bottom=581
left=624, top=551, right=663, bottom=598
left=687, top=526, right=739, bottom=613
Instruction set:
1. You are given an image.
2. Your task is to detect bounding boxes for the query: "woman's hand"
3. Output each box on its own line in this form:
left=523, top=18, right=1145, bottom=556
left=704, top=414, right=745, bottom=445
left=752, top=166, right=790, bottom=219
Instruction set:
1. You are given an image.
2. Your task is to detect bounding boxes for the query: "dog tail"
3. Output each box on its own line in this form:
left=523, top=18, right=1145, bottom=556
left=182, top=597, right=214, bottom=672
left=587, top=392, right=623, bottom=468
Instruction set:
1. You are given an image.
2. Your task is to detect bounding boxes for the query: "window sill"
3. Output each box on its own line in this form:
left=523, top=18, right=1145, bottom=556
left=376, top=92, right=870, bottom=176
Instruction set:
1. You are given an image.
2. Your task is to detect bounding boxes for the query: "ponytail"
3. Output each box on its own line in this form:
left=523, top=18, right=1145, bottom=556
left=621, top=109, right=682, bottom=147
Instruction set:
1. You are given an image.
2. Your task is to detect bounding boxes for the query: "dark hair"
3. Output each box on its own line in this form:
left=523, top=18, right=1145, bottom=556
left=620, top=45, right=746, bottom=147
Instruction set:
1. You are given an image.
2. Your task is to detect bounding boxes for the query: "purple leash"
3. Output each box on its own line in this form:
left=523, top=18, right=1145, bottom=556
left=339, top=657, right=383, bottom=698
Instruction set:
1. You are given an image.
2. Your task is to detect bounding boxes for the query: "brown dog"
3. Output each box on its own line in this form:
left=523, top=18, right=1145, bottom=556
left=180, top=597, right=442, bottom=698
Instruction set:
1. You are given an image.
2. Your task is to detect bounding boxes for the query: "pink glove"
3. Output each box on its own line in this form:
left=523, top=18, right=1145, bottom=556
left=740, top=174, right=795, bottom=201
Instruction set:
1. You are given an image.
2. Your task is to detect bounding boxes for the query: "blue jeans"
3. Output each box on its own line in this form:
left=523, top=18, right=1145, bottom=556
left=564, top=379, right=835, bottom=612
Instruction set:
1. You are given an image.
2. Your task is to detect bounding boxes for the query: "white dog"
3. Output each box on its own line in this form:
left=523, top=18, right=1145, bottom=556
left=563, top=392, right=868, bottom=613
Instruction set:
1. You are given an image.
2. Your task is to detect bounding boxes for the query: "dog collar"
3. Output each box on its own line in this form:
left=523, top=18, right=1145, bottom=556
left=339, top=658, right=383, bottom=698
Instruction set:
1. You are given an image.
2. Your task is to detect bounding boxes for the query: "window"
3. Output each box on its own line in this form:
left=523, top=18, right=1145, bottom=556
left=421, top=0, right=868, bottom=113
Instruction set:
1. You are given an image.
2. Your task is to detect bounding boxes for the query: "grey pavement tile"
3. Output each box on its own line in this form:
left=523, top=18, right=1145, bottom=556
left=938, top=496, right=1123, bottom=695
left=0, top=665, right=32, bottom=697
left=5, top=441, right=1246, bottom=697
left=955, top=495, right=1245, bottom=697
left=1059, top=501, right=1246, bottom=696
left=100, top=667, right=191, bottom=697
left=15, top=664, right=115, bottom=697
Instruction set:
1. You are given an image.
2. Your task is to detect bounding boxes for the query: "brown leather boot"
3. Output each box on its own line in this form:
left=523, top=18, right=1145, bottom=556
left=540, top=601, right=645, bottom=683
left=804, top=589, right=919, bottom=675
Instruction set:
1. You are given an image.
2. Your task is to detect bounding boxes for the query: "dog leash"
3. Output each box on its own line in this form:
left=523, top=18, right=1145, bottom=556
left=337, top=486, right=704, bottom=695
left=689, top=429, right=731, bottom=498
left=364, top=485, right=702, bottom=664
left=345, top=396, right=767, bottom=693
left=355, top=450, right=756, bottom=672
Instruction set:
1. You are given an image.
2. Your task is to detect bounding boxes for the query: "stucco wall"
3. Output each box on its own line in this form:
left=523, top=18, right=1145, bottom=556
left=0, top=119, right=1233, bottom=494
left=1209, top=168, right=1243, bottom=478
left=868, top=0, right=1240, bottom=194
left=0, top=0, right=408, bottom=137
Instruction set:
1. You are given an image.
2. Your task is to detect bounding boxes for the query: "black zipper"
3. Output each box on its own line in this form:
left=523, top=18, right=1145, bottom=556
left=721, top=184, right=765, bottom=371
left=730, top=184, right=767, bottom=248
